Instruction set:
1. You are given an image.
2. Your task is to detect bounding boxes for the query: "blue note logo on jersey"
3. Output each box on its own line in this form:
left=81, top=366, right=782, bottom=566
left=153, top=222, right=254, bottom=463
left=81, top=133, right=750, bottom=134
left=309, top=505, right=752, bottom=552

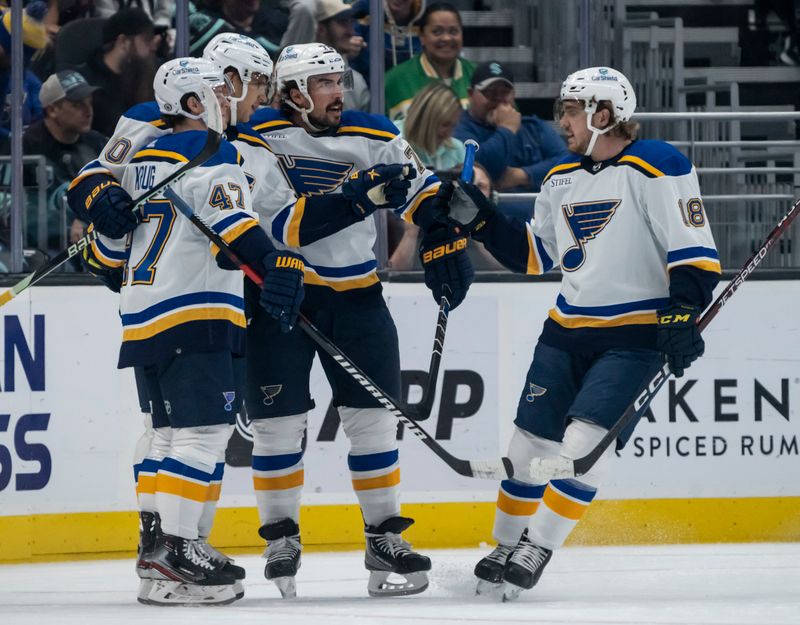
left=561, top=200, right=621, bottom=272
left=260, top=384, right=282, bottom=406
left=222, top=391, right=236, bottom=412
left=526, top=383, right=547, bottom=403
left=276, top=154, right=354, bottom=196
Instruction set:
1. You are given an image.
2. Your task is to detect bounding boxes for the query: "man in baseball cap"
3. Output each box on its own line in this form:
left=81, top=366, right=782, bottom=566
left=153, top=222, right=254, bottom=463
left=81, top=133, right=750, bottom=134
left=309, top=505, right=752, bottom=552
left=455, top=61, right=567, bottom=194
left=39, top=70, right=100, bottom=108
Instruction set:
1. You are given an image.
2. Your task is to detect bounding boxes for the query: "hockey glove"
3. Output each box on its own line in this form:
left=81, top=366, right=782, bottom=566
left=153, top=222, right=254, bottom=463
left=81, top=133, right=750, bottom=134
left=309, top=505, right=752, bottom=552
left=260, top=251, right=305, bottom=333
left=80, top=247, right=124, bottom=293
left=438, top=180, right=498, bottom=235
left=419, top=227, right=474, bottom=310
left=342, top=163, right=416, bottom=218
left=656, top=303, right=704, bottom=378
left=85, top=181, right=140, bottom=239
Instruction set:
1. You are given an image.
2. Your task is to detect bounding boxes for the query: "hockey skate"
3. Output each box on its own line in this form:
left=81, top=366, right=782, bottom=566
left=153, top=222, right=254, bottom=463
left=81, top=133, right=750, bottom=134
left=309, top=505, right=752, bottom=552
left=135, top=511, right=161, bottom=602
left=140, top=579, right=241, bottom=606
left=198, top=540, right=245, bottom=599
left=501, top=529, right=552, bottom=602
left=364, top=516, right=430, bottom=597
left=147, top=533, right=237, bottom=586
left=259, top=518, right=302, bottom=598
left=473, top=543, right=514, bottom=596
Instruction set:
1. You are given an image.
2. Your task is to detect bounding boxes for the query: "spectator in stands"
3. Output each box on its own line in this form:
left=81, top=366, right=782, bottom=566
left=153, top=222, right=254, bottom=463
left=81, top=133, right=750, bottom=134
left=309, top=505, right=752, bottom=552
left=189, top=8, right=237, bottom=56
left=0, top=2, right=48, bottom=147
left=455, top=61, right=567, bottom=192
left=94, top=0, right=174, bottom=29
left=23, top=70, right=106, bottom=254
left=350, top=0, right=425, bottom=80
left=384, top=1, right=473, bottom=121
left=396, top=81, right=464, bottom=170
left=199, top=0, right=290, bottom=58
left=315, top=0, right=369, bottom=111
left=755, top=0, right=800, bottom=65
left=75, top=8, right=160, bottom=137
left=388, top=162, right=503, bottom=271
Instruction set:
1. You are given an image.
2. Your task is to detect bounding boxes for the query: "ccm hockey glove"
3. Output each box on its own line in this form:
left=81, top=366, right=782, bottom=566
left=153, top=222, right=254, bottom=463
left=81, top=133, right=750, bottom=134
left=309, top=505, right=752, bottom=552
left=656, top=303, right=704, bottom=378
left=260, top=251, right=305, bottom=333
left=342, top=163, right=415, bottom=217
left=84, top=179, right=140, bottom=239
left=419, top=227, right=474, bottom=310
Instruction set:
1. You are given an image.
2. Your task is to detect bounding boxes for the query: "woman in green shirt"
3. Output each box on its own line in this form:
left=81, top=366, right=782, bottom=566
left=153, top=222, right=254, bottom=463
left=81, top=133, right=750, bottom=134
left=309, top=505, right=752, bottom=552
left=384, top=1, right=474, bottom=121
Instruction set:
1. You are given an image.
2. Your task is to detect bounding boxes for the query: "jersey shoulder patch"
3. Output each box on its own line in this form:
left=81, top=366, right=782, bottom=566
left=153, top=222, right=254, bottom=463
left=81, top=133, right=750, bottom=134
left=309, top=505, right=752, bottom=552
left=250, top=107, right=293, bottom=134
left=617, top=140, right=692, bottom=178
left=123, top=101, right=164, bottom=127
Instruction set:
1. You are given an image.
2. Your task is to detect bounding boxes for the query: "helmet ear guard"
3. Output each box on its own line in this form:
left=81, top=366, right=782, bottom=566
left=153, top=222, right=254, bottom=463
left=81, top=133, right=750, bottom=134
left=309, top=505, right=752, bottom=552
left=153, top=57, right=229, bottom=124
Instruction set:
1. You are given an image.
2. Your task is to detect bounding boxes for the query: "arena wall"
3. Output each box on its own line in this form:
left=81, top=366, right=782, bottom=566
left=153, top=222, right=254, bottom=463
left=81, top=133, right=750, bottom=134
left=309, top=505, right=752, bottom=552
left=1, top=281, right=798, bottom=562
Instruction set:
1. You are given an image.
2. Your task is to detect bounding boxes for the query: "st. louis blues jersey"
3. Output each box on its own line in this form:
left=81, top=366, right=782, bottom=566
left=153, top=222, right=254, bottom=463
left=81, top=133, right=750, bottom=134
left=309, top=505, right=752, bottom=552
left=250, top=108, right=441, bottom=303
left=89, top=131, right=261, bottom=367
left=478, top=139, right=721, bottom=352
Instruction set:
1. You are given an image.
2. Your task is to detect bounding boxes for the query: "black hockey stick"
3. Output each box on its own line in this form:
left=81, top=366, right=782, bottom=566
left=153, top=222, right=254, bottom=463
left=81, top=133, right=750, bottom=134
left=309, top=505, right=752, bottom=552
left=408, top=139, right=479, bottom=419
left=0, top=98, right=223, bottom=309
left=530, top=198, right=800, bottom=482
left=162, top=185, right=514, bottom=481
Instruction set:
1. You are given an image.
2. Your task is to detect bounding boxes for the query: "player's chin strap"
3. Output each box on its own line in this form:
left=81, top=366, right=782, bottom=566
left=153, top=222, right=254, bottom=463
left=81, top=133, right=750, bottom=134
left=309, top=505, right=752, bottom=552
left=285, top=91, right=325, bottom=133
left=583, top=100, right=618, bottom=157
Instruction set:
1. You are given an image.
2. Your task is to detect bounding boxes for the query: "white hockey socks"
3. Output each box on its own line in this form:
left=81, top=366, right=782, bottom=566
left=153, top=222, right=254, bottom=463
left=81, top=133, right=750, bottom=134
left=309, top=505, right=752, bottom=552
left=133, top=414, right=172, bottom=514
left=339, top=407, right=401, bottom=527
left=527, top=420, right=615, bottom=550
left=251, top=414, right=306, bottom=526
left=155, top=424, right=232, bottom=539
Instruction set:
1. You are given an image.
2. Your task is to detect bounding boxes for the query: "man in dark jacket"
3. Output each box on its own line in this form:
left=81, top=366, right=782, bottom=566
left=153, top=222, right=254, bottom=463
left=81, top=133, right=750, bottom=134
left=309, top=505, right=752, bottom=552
left=454, top=61, right=568, bottom=193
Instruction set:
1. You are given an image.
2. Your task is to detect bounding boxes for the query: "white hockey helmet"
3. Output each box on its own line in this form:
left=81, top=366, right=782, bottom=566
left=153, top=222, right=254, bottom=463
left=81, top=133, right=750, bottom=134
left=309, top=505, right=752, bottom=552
left=274, top=43, right=351, bottom=130
left=203, top=33, right=273, bottom=125
left=153, top=57, right=229, bottom=122
left=556, top=66, right=637, bottom=157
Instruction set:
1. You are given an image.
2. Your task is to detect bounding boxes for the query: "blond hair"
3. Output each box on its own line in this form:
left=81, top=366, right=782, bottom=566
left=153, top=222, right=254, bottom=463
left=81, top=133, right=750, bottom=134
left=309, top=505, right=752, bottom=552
left=403, top=82, right=462, bottom=155
left=597, top=100, right=640, bottom=141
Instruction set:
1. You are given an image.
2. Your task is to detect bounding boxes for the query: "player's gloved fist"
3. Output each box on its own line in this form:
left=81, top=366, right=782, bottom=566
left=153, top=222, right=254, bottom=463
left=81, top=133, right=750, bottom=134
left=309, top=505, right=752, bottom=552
left=419, top=227, right=474, bottom=310
left=656, top=303, right=704, bottom=378
left=80, top=247, right=124, bottom=293
left=85, top=181, right=140, bottom=239
left=342, top=163, right=416, bottom=217
left=260, top=250, right=305, bottom=333
left=438, top=180, right=497, bottom=236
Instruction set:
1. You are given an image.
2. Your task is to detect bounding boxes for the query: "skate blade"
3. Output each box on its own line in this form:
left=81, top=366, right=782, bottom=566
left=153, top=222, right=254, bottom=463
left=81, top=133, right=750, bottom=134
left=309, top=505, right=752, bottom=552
left=140, top=580, right=240, bottom=606
left=272, top=576, right=297, bottom=599
left=367, top=571, right=429, bottom=597
left=475, top=578, right=505, bottom=598
left=233, top=580, right=244, bottom=600
left=137, top=579, right=154, bottom=603
left=502, top=583, right=523, bottom=603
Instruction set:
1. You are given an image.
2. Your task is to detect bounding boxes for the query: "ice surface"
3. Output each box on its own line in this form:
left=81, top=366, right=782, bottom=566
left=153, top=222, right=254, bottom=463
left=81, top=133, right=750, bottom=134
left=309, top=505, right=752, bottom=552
left=1, top=543, right=798, bottom=625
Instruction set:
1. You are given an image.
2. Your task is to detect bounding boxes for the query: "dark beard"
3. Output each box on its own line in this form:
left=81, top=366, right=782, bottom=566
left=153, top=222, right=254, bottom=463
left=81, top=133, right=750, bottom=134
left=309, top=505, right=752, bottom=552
left=120, top=55, right=157, bottom=106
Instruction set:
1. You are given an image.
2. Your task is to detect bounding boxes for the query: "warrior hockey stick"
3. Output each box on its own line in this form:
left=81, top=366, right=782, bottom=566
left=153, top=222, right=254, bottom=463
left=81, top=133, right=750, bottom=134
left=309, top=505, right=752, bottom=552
left=530, top=197, right=800, bottom=482
left=410, top=140, right=479, bottom=419
left=0, top=88, right=224, bottom=309
left=162, top=185, right=514, bottom=481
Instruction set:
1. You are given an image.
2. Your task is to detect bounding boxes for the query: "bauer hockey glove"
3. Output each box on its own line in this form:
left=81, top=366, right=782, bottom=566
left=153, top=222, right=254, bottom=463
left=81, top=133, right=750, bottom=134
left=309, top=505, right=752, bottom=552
left=342, top=163, right=416, bottom=218
left=260, top=251, right=305, bottom=333
left=438, top=180, right=497, bottom=235
left=419, top=227, right=474, bottom=310
left=656, top=303, right=704, bottom=378
left=84, top=180, right=140, bottom=239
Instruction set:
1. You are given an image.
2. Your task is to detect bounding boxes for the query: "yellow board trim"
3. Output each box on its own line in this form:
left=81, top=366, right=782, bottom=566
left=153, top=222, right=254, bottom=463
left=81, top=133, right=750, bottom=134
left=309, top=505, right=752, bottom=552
left=122, top=307, right=246, bottom=342
left=549, top=308, right=657, bottom=328
left=1, top=498, right=799, bottom=563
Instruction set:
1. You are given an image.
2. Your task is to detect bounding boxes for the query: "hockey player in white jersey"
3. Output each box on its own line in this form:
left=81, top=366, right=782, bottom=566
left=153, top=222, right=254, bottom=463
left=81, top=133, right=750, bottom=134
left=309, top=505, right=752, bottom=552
left=439, top=67, right=721, bottom=600
left=244, top=43, right=474, bottom=599
left=80, top=56, right=305, bottom=606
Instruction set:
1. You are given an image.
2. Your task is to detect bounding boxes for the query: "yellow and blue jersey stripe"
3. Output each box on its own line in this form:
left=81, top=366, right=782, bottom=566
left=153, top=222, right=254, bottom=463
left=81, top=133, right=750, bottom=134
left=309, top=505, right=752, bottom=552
left=667, top=246, right=721, bottom=274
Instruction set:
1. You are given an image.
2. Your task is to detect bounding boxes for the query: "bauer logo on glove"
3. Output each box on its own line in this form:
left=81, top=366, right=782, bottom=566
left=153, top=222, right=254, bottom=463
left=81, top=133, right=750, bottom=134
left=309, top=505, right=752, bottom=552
left=85, top=180, right=121, bottom=210
left=421, top=236, right=467, bottom=265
